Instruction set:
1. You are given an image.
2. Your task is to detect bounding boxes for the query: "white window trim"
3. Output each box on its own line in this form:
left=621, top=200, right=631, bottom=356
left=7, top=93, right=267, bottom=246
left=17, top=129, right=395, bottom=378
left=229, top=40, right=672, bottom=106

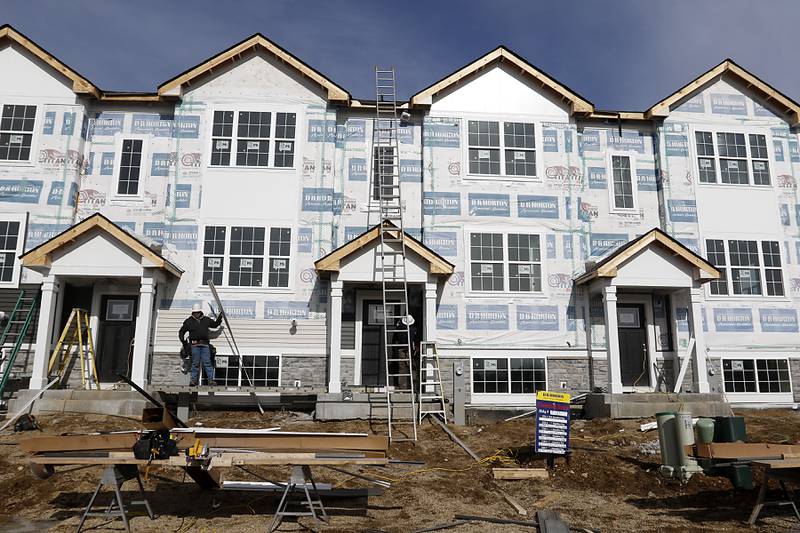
left=205, top=350, right=282, bottom=388
left=461, top=114, right=544, bottom=181
left=196, top=223, right=296, bottom=293
left=606, top=151, right=639, bottom=214
left=701, top=237, right=788, bottom=301
left=109, top=134, right=149, bottom=201
left=0, top=102, right=42, bottom=167
left=463, top=227, right=548, bottom=297
left=205, top=106, right=301, bottom=170
left=470, top=352, right=548, bottom=405
left=689, top=125, right=775, bottom=189
left=720, top=355, right=793, bottom=403
left=0, top=212, right=27, bottom=288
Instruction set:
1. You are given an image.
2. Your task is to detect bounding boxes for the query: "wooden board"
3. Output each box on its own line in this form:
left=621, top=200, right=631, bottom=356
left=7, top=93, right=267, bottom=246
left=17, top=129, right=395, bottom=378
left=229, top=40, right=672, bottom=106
left=492, top=468, right=549, bottom=480
left=691, top=442, right=800, bottom=460
left=21, top=433, right=140, bottom=453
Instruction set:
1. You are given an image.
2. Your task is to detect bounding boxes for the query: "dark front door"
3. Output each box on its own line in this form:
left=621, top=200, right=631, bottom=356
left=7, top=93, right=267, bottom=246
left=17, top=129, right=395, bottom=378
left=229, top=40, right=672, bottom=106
left=617, top=304, right=649, bottom=387
left=361, top=300, right=387, bottom=387
left=96, top=295, right=138, bottom=383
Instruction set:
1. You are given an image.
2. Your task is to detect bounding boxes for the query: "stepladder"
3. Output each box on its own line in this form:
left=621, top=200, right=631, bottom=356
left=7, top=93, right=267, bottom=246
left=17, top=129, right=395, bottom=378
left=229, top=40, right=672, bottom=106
left=48, top=308, right=99, bottom=390
left=419, top=341, right=446, bottom=424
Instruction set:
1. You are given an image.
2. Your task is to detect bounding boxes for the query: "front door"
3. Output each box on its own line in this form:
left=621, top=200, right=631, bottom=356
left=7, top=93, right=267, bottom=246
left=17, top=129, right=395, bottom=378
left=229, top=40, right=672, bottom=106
left=96, top=295, right=138, bottom=383
left=361, top=300, right=387, bottom=387
left=617, top=304, right=650, bottom=387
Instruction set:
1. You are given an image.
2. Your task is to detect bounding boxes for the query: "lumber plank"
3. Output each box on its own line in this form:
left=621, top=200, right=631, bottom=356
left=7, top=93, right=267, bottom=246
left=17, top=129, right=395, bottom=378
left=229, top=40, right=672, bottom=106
left=21, top=433, right=141, bottom=453
left=691, top=442, right=800, bottom=460
left=492, top=468, right=549, bottom=480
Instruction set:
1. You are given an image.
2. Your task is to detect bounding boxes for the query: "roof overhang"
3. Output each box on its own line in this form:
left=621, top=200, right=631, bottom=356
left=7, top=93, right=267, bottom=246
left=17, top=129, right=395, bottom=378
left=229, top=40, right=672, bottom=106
left=409, top=46, right=594, bottom=114
left=315, top=221, right=454, bottom=276
left=575, top=228, right=720, bottom=286
left=21, top=213, right=182, bottom=278
left=157, top=34, right=351, bottom=104
left=645, top=59, right=800, bottom=127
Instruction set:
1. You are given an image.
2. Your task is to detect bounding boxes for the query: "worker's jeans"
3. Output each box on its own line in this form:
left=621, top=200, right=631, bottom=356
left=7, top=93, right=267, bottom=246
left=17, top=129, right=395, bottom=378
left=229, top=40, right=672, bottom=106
left=190, top=344, right=214, bottom=384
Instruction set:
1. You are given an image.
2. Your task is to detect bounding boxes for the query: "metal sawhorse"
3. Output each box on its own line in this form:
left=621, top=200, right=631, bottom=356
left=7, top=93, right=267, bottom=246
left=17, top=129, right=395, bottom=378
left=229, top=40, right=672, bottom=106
left=77, top=464, right=155, bottom=532
left=269, top=465, right=328, bottom=532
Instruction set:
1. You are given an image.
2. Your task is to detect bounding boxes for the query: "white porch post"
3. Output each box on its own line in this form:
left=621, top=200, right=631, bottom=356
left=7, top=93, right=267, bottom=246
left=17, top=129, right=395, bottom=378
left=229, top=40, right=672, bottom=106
left=602, top=283, right=623, bottom=394
left=328, top=276, right=343, bottom=393
left=688, top=286, right=710, bottom=393
left=29, top=275, right=59, bottom=390
left=424, top=279, right=437, bottom=341
left=131, top=272, right=155, bottom=386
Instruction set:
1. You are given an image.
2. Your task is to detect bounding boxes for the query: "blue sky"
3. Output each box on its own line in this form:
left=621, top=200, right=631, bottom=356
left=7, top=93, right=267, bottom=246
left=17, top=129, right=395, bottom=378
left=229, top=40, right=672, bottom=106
left=4, top=0, right=800, bottom=109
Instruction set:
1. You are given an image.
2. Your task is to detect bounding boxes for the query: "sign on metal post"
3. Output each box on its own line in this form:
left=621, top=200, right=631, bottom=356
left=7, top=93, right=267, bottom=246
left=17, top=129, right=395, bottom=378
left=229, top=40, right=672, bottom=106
left=535, top=390, right=571, bottom=455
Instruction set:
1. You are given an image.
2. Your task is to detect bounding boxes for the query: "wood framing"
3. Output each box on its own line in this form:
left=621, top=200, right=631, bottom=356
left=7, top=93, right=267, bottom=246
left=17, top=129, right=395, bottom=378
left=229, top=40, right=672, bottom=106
left=314, top=221, right=455, bottom=276
left=646, top=59, right=800, bottom=126
left=20, top=213, right=182, bottom=277
left=409, top=45, right=594, bottom=114
left=157, top=33, right=351, bottom=103
left=575, top=228, right=720, bottom=285
left=0, top=24, right=100, bottom=98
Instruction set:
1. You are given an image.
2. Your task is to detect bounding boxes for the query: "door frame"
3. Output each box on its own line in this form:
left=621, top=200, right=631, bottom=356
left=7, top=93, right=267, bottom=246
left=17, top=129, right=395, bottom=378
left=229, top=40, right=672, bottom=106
left=91, top=282, right=139, bottom=387
left=355, top=289, right=405, bottom=387
left=617, top=293, right=657, bottom=392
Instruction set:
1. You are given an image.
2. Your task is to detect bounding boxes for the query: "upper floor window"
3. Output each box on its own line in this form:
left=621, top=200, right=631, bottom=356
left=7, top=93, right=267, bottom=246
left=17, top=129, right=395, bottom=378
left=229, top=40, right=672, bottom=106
left=210, top=110, right=296, bottom=168
left=202, top=225, right=291, bottom=288
left=467, top=120, right=536, bottom=177
left=695, top=131, right=770, bottom=186
left=610, top=155, right=635, bottom=210
left=469, top=232, right=542, bottom=293
left=117, top=139, right=143, bottom=195
left=372, top=146, right=395, bottom=201
left=704, top=239, right=784, bottom=296
left=0, top=105, right=36, bottom=161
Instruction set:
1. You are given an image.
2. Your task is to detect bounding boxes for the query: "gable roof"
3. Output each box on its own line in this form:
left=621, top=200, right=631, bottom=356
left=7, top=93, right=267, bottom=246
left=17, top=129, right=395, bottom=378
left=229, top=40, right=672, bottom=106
left=575, top=228, right=719, bottom=285
left=21, top=213, right=182, bottom=277
left=409, top=46, right=594, bottom=114
left=157, top=33, right=351, bottom=103
left=646, top=59, right=800, bottom=126
left=0, top=24, right=101, bottom=98
left=315, top=221, right=454, bottom=275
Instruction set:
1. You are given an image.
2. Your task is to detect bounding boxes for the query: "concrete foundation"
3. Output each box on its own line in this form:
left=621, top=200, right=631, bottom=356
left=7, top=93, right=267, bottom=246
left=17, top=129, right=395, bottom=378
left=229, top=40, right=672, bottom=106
left=583, top=392, right=731, bottom=419
left=7, top=389, right=151, bottom=418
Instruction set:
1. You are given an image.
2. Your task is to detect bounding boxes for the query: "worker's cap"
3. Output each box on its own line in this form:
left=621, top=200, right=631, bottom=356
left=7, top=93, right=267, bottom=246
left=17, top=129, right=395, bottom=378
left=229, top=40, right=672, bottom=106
left=191, top=303, right=204, bottom=314
left=401, top=314, right=415, bottom=326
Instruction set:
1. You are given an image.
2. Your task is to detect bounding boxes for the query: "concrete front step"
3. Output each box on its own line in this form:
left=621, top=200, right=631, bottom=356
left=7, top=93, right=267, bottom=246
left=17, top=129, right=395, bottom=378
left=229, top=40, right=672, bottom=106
left=584, top=392, right=732, bottom=419
left=316, top=392, right=443, bottom=420
left=6, top=389, right=151, bottom=418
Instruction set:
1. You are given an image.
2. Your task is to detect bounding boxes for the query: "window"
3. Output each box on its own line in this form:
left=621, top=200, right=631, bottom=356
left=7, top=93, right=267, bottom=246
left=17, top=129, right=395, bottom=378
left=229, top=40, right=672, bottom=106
left=0, top=220, right=20, bottom=283
left=610, top=155, right=635, bottom=209
left=704, top=239, right=784, bottom=296
left=202, top=225, right=291, bottom=288
left=0, top=105, right=36, bottom=161
left=117, top=139, right=143, bottom=195
left=202, top=226, right=226, bottom=286
left=694, top=130, right=771, bottom=186
left=472, top=357, right=546, bottom=394
left=468, top=120, right=536, bottom=177
left=268, top=228, right=291, bottom=288
left=229, top=226, right=265, bottom=287
left=723, top=358, right=791, bottom=394
left=214, top=354, right=280, bottom=387
left=210, top=110, right=296, bottom=168
left=372, top=146, right=395, bottom=201
left=469, top=232, right=542, bottom=293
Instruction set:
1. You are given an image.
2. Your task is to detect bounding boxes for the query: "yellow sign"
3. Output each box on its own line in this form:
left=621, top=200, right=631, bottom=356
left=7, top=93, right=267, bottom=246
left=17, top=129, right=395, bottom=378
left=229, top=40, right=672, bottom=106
left=536, top=390, right=571, bottom=403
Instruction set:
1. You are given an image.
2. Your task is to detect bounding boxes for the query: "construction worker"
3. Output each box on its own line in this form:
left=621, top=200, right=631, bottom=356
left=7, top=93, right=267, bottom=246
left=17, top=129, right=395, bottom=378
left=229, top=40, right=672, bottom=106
left=178, top=303, right=223, bottom=386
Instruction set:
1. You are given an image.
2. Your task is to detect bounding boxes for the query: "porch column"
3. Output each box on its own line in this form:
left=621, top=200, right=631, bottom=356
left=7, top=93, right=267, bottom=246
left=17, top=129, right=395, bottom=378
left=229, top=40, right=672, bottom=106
left=602, top=283, right=623, bottom=394
left=29, top=275, right=59, bottom=390
left=328, top=276, right=343, bottom=394
left=688, top=286, right=710, bottom=393
left=131, top=273, right=155, bottom=386
left=424, top=279, right=437, bottom=341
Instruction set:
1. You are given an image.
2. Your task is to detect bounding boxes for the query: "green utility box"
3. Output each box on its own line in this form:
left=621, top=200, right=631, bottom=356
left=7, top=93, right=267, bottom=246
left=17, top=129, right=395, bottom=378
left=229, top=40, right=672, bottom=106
left=713, top=416, right=746, bottom=443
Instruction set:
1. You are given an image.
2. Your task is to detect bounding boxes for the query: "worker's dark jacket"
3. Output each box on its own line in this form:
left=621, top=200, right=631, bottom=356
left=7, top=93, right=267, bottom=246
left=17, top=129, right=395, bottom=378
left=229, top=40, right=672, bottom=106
left=179, top=314, right=223, bottom=346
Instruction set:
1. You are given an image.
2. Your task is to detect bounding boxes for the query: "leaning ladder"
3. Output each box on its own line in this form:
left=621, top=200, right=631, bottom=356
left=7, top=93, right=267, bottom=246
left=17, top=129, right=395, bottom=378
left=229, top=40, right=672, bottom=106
left=48, top=308, right=99, bottom=390
left=0, top=290, right=40, bottom=400
left=372, top=66, right=417, bottom=442
left=418, top=341, right=446, bottom=424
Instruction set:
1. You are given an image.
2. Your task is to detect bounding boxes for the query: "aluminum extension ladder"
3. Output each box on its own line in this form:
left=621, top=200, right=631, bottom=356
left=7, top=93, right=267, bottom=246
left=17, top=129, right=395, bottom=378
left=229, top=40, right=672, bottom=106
left=0, top=289, right=39, bottom=400
left=418, top=341, right=446, bottom=424
left=371, top=66, right=417, bottom=442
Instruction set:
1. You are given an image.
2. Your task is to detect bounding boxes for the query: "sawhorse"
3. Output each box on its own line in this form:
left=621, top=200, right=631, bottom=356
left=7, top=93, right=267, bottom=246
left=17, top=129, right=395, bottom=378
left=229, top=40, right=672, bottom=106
left=269, top=465, right=328, bottom=532
left=77, top=464, right=155, bottom=532
left=748, top=463, right=800, bottom=526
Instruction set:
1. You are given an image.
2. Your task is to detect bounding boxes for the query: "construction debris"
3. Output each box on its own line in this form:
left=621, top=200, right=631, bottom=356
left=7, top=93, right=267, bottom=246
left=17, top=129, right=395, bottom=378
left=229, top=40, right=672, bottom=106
left=453, top=514, right=537, bottom=527
left=492, top=468, right=549, bottom=480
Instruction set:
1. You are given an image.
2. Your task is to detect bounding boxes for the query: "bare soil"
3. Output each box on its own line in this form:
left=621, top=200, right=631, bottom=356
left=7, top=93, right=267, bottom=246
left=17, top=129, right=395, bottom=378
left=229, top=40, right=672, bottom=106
left=1, top=408, right=799, bottom=532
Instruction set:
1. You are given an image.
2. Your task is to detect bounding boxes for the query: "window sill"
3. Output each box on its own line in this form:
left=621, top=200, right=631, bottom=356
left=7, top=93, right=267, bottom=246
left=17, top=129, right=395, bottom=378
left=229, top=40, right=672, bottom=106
left=466, top=291, right=548, bottom=299
left=462, top=174, right=540, bottom=182
left=206, top=165, right=296, bottom=172
left=703, top=294, right=791, bottom=303
left=696, top=182, right=774, bottom=190
left=195, top=285, right=294, bottom=294
left=108, top=195, right=146, bottom=203
left=0, top=160, right=36, bottom=167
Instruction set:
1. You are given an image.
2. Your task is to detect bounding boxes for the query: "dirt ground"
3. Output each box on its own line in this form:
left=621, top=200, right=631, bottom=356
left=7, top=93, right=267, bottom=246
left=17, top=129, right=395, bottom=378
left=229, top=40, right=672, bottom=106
left=1, top=408, right=800, bottom=532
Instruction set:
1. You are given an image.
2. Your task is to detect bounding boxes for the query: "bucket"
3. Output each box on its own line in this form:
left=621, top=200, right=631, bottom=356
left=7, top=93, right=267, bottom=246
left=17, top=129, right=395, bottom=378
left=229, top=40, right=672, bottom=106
left=655, top=411, right=677, bottom=469
left=696, top=418, right=715, bottom=444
